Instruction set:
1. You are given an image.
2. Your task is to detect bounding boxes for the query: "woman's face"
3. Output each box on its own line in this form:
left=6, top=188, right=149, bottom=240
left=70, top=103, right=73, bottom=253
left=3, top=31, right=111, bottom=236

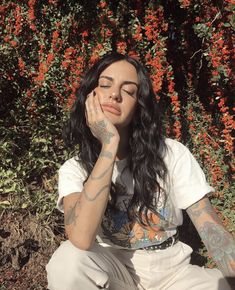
left=95, top=60, right=139, bottom=128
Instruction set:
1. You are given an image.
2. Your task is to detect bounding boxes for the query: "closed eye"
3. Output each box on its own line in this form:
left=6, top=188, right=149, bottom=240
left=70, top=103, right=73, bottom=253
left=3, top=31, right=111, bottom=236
left=123, top=89, right=135, bottom=96
left=99, top=85, right=111, bottom=88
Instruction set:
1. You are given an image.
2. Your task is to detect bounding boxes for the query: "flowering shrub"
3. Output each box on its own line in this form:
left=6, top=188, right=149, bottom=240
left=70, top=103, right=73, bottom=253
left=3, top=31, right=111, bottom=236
left=0, top=0, right=234, bottom=259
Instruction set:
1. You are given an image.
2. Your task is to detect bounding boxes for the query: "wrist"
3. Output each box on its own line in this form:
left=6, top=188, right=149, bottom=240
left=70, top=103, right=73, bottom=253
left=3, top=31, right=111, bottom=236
left=101, top=141, right=119, bottom=155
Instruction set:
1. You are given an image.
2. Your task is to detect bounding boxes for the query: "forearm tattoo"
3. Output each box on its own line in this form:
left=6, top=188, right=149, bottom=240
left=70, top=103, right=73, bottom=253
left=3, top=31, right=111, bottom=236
left=83, top=184, right=109, bottom=201
left=187, top=199, right=235, bottom=276
left=91, top=120, right=114, bottom=144
left=90, top=162, right=113, bottom=180
left=99, top=151, right=113, bottom=159
left=64, top=196, right=81, bottom=226
left=188, top=199, right=221, bottom=222
left=198, top=221, right=235, bottom=276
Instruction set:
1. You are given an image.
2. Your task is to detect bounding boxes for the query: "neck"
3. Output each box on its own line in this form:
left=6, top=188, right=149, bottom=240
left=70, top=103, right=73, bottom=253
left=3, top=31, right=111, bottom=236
left=115, top=127, right=130, bottom=161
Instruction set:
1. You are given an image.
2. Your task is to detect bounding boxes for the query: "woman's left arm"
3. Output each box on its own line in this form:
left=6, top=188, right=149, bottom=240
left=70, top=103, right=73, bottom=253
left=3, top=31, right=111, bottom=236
left=186, top=196, right=235, bottom=277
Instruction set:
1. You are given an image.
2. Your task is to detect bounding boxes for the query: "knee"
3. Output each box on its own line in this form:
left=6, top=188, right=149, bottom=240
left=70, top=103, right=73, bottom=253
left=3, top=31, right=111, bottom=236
left=46, top=240, right=110, bottom=290
left=46, top=240, right=88, bottom=289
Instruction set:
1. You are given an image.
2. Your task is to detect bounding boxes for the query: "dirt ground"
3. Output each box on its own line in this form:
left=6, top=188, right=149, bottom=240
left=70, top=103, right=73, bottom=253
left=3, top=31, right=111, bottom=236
left=0, top=211, right=65, bottom=290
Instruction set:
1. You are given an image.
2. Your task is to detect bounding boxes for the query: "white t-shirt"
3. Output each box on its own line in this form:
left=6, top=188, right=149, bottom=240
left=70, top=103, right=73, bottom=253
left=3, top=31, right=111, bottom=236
left=57, top=138, right=214, bottom=250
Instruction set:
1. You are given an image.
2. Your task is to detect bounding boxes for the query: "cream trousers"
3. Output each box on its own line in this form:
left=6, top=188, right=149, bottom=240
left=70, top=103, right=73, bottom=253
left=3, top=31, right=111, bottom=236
left=46, top=240, right=232, bottom=290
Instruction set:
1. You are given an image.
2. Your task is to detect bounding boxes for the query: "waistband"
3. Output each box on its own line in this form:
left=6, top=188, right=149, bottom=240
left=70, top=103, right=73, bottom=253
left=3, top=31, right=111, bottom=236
left=141, top=230, right=179, bottom=251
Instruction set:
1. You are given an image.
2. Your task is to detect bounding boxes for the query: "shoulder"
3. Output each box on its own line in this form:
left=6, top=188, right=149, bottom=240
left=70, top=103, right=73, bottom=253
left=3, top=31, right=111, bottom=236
left=59, top=156, right=86, bottom=177
left=164, top=138, right=189, bottom=162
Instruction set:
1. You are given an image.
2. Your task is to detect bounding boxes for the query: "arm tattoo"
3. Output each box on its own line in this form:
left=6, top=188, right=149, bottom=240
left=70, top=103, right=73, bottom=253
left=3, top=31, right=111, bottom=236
left=99, top=151, right=113, bottom=159
left=187, top=198, right=235, bottom=276
left=188, top=198, right=220, bottom=221
left=198, top=221, right=235, bottom=276
left=64, top=196, right=81, bottom=226
left=91, top=120, right=114, bottom=144
left=83, top=184, right=109, bottom=201
left=90, top=162, right=113, bottom=180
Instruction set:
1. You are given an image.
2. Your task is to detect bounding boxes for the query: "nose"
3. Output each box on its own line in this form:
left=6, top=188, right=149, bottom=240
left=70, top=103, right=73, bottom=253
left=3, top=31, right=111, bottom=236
left=110, top=90, right=121, bottom=102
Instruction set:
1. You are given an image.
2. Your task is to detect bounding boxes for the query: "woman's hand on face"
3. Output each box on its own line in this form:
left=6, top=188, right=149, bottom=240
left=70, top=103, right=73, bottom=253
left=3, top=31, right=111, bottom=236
left=85, top=90, right=120, bottom=146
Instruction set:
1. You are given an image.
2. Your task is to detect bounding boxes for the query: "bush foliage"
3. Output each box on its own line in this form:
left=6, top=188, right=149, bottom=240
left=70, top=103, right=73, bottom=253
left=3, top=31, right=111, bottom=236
left=0, top=0, right=234, bottom=242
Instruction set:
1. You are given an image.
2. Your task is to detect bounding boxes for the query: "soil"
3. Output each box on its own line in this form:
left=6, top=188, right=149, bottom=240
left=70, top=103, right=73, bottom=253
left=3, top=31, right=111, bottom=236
left=0, top=211, right=65, bottom=290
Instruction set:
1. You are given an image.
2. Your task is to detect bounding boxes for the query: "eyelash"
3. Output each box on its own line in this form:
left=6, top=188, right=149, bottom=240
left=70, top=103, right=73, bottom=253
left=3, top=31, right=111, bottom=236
left=124, top=90, right=134, bottom=96
left=99, top=85, right=134, bottom=96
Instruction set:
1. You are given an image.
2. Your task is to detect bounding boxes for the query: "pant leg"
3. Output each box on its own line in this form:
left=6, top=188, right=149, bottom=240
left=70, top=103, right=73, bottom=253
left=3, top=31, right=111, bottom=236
left=46, top=240, right=138, bottom=290
left=165, top=265, right=232, bottom=290
left=154, top=242, right=232, bottom=290
left=109, top=241, right=193, bottom=290
left=109, top=241, right=232, bottom=290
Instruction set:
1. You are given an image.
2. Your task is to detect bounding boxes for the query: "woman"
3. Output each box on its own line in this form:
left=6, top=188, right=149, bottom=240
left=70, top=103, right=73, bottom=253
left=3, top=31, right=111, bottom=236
left=46, top=53, right=235, bottom=290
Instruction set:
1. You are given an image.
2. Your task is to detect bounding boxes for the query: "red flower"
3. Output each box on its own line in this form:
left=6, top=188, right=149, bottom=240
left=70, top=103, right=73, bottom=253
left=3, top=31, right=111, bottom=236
left=46, top=53, right=55, bottom=65
left=171, top=95, right=178, bottom=102
left=4, top=35, right=10, bottom=42
left=52, top=30, right=59, bottom=39
left=81, top=30, right=88, bottom=37
left=99, top=1, right=107, bottom=8
left=10, top=40, right=18, bottom=47
left=18, top=57, right=25, bottom=71
left=28, top=9, right=35, bottom=21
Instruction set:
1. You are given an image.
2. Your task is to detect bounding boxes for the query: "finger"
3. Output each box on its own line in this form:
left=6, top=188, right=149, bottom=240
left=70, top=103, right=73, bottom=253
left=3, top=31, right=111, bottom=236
left=86, top=91, right=97, bottom=122
left=85, top=95, right=93, bottom=124
left=88, top=91, right=99, bottom=117
left=85, top=108, right=89, bottom=127
left=93, top=93, right=103, bottom=115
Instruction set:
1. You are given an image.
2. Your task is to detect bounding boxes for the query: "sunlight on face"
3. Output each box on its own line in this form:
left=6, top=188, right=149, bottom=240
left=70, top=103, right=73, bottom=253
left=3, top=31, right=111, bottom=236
left=96, top=60, right=139, bottom=128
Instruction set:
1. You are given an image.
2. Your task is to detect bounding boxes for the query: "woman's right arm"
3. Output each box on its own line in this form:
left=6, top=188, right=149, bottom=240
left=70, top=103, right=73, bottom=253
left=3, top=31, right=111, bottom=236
left=63, top=91, right=120, bottom=250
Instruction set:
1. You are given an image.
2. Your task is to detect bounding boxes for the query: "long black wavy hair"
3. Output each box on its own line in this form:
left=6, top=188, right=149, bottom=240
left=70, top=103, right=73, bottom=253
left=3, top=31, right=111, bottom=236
left=63, top=52, right=168, bottom=227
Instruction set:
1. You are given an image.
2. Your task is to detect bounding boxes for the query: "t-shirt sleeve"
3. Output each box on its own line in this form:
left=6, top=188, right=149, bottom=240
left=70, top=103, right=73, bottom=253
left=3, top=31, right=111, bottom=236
left=171, top=144, right=215, bottom=210
left=57, top=158, right=86, bottom=212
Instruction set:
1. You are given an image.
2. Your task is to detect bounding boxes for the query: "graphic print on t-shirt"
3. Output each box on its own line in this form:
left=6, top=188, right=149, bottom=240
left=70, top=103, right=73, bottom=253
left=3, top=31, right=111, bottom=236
left=101, top=179, right=177, bottom=249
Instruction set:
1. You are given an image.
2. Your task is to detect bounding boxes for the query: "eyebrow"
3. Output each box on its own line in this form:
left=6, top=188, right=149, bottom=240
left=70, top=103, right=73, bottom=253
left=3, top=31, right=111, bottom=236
left=99, top=76, right=138, bottom=88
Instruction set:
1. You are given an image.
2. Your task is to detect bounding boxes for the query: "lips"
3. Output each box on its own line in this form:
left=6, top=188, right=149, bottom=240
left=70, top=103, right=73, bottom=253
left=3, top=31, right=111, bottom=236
left=101, top=103, right=121, bottom=116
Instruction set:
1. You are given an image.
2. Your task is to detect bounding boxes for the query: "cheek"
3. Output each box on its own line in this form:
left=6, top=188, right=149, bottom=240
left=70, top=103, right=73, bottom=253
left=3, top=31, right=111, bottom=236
left=123, top=101, right=137, bottom=121
left=95, top=87, right=110, bottom=102
left=126, top=100, right=137, bottom=114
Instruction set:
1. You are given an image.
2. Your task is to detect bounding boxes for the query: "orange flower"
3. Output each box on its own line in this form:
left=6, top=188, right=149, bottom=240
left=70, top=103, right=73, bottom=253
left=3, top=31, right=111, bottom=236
left=14, top=6, right=23, bottom=36
left=99, top=1, right=107, bottom=8
left=26, top=90, right=32, bottom=97
left=81, top=30, right=88, bottom=37
left=52, top=30, right=59, bottom=39
left=10, top=40, right=18, bottom=47
left=171, top=95, right=178, bottom=102
left=46, top=53, right=55, bottom=65
left=116, top=41, right=127, bottom=54
left=35, top=62, right=48, bottom=82
left=30, top=23, right=36, bottom=31
left=66, top=93, right=76, bottom=109
left=4, top=35, right=10, bottom=42
left=28, top=9, right=35, bottom=21
left=18, top=57, right=25, bottom=72
left=28, top=0, right=36, bottom=6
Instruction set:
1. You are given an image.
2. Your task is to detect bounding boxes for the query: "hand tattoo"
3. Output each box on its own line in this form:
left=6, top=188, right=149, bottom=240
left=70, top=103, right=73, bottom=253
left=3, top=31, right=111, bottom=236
left=91, top=120, right=114, bottom=144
